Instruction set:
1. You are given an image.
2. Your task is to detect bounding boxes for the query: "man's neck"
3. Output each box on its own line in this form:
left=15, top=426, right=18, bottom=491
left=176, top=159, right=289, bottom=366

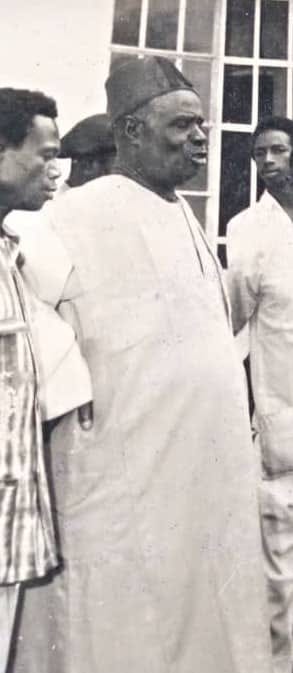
left=269, top=182, right=293, bottom=215
left=113, top=160, right=178, bottom=203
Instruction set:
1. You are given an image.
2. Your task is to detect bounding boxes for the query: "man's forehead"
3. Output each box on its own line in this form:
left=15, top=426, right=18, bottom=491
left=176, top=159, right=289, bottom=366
left=26, top=114, right=59, bottom=144
left=149, top=89, right=203, bottom=117
left=255, top=128, right=291, bottom=147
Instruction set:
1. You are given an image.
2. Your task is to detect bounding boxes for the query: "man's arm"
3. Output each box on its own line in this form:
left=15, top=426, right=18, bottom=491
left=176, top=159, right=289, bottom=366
left=17, top=214, right=93, bottom=430
left=226, top=213, right=260, bottom=335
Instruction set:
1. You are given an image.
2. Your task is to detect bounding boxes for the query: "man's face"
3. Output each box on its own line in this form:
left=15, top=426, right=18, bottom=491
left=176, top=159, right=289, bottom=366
left=135, top=90, right=207, bottom=190
left=254, top=129, right=293, bottom=190
left=73, top=149, right=116, bottom=186
left=0, top=114, right=60, bottom=211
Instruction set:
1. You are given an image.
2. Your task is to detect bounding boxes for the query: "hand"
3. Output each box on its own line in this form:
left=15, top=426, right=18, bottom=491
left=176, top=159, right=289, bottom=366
left=77, top=401, right=94, bottom=431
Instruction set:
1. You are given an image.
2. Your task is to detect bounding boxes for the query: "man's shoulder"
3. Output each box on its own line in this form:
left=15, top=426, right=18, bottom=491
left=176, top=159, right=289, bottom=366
left=229, top=198, right=264, bottom=228
left=42, top=176, right=116, bottom=238
left=226, top=198, right=272, bottom=269
left=227, top=195, right=271, bottom=246
left=54, top=174, right=138, bottom=221
left=58, top=174, right=118, bottom=207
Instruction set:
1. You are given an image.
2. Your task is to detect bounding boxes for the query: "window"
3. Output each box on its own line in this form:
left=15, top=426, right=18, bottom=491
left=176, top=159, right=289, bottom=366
left=109, top=0, right=293, bottom=267
left=217, top=0, right=293, bottom=264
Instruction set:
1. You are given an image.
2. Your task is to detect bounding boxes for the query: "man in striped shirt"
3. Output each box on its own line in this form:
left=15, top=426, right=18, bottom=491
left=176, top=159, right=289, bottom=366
left=0, top=88, right=61, bottom=673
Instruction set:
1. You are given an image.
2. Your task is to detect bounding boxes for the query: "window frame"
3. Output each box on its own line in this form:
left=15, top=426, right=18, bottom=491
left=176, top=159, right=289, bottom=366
left=110, top=0, right=221, bottom=243
left=216, top=0, right=293, bottom=254
left=109, top=0, right=293, bottom=256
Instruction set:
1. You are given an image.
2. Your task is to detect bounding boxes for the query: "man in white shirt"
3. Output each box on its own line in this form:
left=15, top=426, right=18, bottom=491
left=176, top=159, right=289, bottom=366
left=227, top=116, right=293, bottom=673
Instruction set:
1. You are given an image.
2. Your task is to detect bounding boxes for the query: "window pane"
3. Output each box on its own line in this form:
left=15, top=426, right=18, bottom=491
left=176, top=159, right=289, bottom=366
left=219, top=132, right=251, bottom=236
left=217, top=244, right=227, bottom=269
left=223, top=65, right=252, bottom=123
left=260, top=0, right=288, bottom=59
left=110, top=52, right=139, bottom=73
left=146, top=0, right=179, bottom=50
left=181, top=60, right=211, bottom=119
left=112, top=0, right=142, bottom=46
left=182, top=195, right=207, bottom=229
left=258, top=67, right=287, bottom=118
left=225, top=0, right=255, bottom=57
left=257, top=175, right=266, bottom=200
left=184, top=0, right=214, bottom=53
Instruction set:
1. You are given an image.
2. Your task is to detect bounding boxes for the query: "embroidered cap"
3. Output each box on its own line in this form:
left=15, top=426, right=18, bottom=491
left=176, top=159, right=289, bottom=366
left=106, top=56, right=199, bottom=123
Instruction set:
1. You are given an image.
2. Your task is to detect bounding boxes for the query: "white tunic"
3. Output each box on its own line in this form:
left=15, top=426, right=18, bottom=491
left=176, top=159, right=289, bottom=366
left=13, top=175, right=272, bottom=673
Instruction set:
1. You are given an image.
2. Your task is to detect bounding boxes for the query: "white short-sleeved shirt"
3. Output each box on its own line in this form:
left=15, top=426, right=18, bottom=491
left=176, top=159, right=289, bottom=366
left=227, top=190, right=293, bottom=475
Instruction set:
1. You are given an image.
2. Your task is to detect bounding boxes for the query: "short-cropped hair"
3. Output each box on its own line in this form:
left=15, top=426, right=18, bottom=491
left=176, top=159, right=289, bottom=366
left=0, top=88, right=57, bottom=147
left=251, top=116, right=293, bottom=158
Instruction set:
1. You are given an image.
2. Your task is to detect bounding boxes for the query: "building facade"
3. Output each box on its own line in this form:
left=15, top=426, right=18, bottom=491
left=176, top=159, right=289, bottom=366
left=109, top=0, right=293, bottom=264
left=2, top=0, right=292, bottom=262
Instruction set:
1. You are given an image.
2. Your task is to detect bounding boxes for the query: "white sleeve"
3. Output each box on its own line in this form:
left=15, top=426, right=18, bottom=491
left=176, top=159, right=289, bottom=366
left=226, top=213, right=261, bottom=334
left=4, top=207, right=74, bottom=307
left=20, top=219, right=73, bottom=307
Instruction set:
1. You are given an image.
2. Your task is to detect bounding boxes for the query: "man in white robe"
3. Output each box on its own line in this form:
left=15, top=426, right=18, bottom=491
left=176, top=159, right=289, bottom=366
left=227, top=116, right=293, bottom=673
left=12, top=57, right=273, bottom=673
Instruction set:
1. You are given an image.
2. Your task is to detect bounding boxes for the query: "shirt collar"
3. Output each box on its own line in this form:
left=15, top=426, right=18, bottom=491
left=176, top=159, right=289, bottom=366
left=259, top=190, right=278, bottom=209
left=259, top=189, right=293, bottom=229
left=0, top=221, right=22, bottom=268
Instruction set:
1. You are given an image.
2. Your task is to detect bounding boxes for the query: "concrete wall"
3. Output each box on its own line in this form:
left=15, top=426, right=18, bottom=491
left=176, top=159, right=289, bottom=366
left=1, top=0, right=115, bottom=135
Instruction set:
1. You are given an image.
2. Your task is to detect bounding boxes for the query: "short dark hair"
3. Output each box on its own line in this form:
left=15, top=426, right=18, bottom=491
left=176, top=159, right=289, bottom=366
left=251, top=116, right=293, bottom=158
left=0, top=88, right=57, bottom=147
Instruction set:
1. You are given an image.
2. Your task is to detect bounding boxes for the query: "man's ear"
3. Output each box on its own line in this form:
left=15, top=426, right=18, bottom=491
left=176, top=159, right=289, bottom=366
left=124, top=116, right=143, bottom=145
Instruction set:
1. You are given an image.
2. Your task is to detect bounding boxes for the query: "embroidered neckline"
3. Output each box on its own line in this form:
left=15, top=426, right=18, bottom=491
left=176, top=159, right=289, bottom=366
left=113, top=166, right=178, bottom=203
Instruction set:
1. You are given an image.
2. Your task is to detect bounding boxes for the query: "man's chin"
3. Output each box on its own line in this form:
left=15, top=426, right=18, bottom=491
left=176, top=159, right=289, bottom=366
left=17, top=200, right=46, bottom=212
left=176, top=167, right=200, bottom=189
left=263, top=175, right=285, bottom=191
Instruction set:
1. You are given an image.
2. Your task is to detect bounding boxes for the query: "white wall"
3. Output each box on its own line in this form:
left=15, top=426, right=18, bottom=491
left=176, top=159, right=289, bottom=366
left=1, top=0, right=115, bottom=135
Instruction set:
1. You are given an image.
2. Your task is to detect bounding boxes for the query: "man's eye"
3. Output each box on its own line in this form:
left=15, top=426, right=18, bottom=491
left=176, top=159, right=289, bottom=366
left=175, top=120, right=189, bottom=130
left=42, top=150, right=58, bottom=161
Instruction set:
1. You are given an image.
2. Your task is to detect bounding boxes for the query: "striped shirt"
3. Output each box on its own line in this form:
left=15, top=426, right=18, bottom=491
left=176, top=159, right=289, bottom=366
left=0, top=234, right=58, bottom=584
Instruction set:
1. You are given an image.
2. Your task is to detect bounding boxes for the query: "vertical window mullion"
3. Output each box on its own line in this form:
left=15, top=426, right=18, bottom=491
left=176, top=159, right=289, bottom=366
left=287, top=0, right=293, bottom=116
left=206, top=0, right=227, bottom=249
left=138, top=0, right=149, bottom=49
left=286, top=68, right=293, bottom=117
left=250, top=0, right=261, bottom=204
left=252, top=0, right=261, bottom=128
left=176, top=0, right=187, bottom=68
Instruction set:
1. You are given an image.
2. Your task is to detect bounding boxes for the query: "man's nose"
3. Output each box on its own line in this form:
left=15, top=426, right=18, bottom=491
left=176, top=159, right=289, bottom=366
left=189, top=125, right=206, bottom=144
left=263, top=150, right=275, bottom=164
left=48, top=159, right=61, bottom=179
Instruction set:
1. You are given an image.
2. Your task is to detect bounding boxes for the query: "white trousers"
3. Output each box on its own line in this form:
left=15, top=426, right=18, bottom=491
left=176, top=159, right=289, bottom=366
left=0, top=583, right=19, bottom=673
left=260, top=474, right=293, bottom=673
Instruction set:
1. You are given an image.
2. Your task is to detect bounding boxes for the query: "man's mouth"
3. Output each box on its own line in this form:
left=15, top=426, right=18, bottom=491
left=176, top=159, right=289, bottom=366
left=262, top=169, right=279, bottom=178
left=188, top=150, right=207, bottom=165
left=43, top=186, right=57, bottom=198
